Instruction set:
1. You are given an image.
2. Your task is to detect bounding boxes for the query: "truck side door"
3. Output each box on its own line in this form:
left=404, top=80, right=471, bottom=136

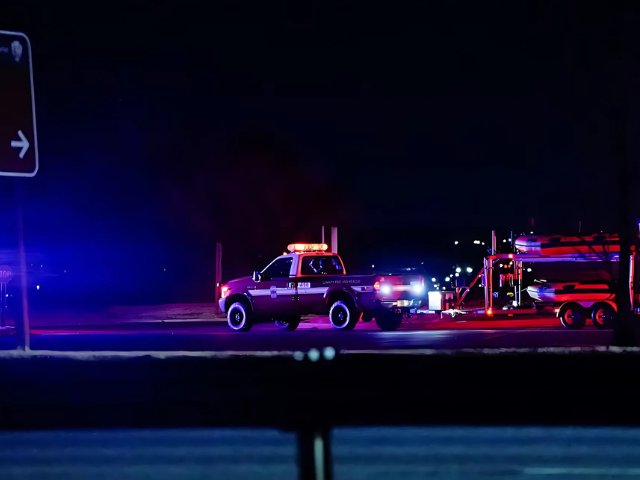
left=250, top=257, right=296, bottom=315
left=297, top=255, right=345, bottom=314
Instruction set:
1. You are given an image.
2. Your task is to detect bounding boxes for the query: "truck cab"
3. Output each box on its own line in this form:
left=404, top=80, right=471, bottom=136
left=220, top=243, right=424, bottom=332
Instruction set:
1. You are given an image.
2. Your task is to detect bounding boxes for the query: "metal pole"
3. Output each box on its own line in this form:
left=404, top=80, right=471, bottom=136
left=297, top=428, right=332, bottom=480
left=321, top=226, right=325, bottom=244
left=510, top=231, right=514, bottom=253
left=331, top=227, right=338, bottom=254
left=16, top=184, right=30, bottom=350
left=483, top=258, right=489, bottom=310
left=514, top=261, right=522, bottom=307
left=215, top=243, right=222, bottom=313
left=488, top=231, right=496, bottom=311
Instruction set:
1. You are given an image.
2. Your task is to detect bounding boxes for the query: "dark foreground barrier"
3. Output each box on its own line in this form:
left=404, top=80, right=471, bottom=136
left=1, top=349, right=640, bottom=479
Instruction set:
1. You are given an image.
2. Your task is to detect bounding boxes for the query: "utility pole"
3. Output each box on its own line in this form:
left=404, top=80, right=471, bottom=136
left=331, top=227, right=338, bottom=254
left=610, top=11, right=637, bottom=346
left=321, top=226, right=325, bottom=244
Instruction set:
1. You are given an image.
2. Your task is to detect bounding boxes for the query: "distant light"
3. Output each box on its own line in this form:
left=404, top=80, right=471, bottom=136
left=163, top=268, right=166, bottom=272
left=455, top=267, right=462, bottom=273
left=421, top=262, right=424, bottom=265
left=503, top=239, right=507, bottom=243
left=64, top=270, right=67, bottom=273
left=466, top=267, right=473, bottom=273
left=36, top=285, right=40, bottom=290
left=455, top=273, right=460, bottom=277
left=442, top=287, right=446, bottom=290
left=412, top=284, right=423, bottom=294
left=527, top=268, right=532, bottom=272
left=474, top=240, right=480, bottom=244
left=433, top=284, right=437, bottom=288
left=308, top=348, right=320, bottom=362
left=509, top=238, right=512, bottom=242
left=5, top=294, right=7, bottom=297
left=380, top=284, right=392, bottom=295
left=372, top=264, right=375, bottom=268
left=445, top=276, right=450, bottom=282
left=454, top=241, right=459, bottom=245
left=40, top=265, right=43, bottom=268
left=431, top=277, right=436, bottom=282
left=530, top=231, right=534, bottom=234
left=323, top=347, right=336, bottom=360
left=482, top=242, right=485, bottom=245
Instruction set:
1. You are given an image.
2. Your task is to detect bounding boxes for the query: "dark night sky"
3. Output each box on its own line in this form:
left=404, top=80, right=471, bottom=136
left=0, top=1, right=638, bottom=303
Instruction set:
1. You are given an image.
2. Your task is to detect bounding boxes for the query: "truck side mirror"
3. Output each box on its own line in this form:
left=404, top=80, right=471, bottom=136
left=252, top=271, right=262, bottom=282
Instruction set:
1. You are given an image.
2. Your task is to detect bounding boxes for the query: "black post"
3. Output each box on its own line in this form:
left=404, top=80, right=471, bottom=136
left=297, top=428, right=333, bottom=480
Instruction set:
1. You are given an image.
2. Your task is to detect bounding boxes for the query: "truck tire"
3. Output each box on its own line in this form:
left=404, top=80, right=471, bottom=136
left=275, top=316, right=301, bottom=331
left=329, top=299, right=359, bottom=331
left=227, top=301, right=253, bottom=332
left=375, top=311, right=403, bottom=331
left=591, top=303, right=615, bottom=330
left=559, top=303, right=587, bottom=330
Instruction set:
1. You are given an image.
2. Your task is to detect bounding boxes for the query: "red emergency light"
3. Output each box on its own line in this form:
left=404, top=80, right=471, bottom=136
left=287, top=243, right=329, bottom=253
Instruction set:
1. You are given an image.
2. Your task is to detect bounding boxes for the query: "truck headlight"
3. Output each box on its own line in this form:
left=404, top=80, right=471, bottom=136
left=412, top=284, right=423, bottom=294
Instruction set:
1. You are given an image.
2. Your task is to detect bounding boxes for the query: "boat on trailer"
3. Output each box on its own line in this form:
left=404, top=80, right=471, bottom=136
left=515, top=234, right=620, bottom=256
left=526, top=281, right=614, bottom=304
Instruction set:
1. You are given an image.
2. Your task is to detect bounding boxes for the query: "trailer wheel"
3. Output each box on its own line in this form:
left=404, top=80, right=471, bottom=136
left=329, top=299, right=359, bottom=331
left=591, top=303, right=615, bottom=330
left=274, top=316, right=301, bottom=331
left=559, top=304, right=587, bottom=330
left=375, top=311, right=403, bottom=331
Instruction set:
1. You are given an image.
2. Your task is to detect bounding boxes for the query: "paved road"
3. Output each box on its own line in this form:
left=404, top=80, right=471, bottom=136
left=1, top=426, right=639, bottom=480
left=0, top=315, right=613, bottom=352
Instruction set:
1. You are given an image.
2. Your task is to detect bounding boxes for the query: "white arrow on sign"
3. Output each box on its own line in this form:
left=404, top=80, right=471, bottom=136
left=11, top=130, right=30, bottom=159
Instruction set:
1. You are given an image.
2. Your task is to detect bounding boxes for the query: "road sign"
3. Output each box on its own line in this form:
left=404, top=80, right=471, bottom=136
left=0, top=31, right=38, bottom=177
left=0, top=265, right=13, bottom=283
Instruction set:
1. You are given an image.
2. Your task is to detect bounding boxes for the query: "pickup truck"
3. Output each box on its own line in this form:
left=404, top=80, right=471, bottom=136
left=219, top=243, right=425, bottom=332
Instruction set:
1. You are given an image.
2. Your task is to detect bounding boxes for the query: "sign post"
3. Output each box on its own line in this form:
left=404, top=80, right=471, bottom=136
left=0, top=30, right=37, bottom=349
left=0, top=265, right=13, bottom=328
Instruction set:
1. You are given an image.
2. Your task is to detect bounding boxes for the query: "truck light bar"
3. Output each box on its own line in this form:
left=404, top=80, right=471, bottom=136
left=287, top=243, right=329, bottom=253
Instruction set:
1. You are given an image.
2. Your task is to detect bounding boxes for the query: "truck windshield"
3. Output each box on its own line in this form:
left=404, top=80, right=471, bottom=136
left=300, top=256, right=345, bottom=276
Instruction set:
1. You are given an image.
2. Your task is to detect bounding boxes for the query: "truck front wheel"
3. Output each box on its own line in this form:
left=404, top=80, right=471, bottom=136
left=227, top=302, right=253, bottom=332
left=329, top=299, right=359, bottom=331
left=375, top=311, right=403, bottom=331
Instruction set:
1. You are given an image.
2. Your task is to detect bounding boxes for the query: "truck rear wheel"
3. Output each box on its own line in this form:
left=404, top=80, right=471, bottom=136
left=559, top=303, right=587, bottom=330
left=275, top=316, right=301, bottom=331
left=227, top=301, right=253, bottom=332
left=375, top=311, right=403, bottom=331
left=329, top=299, right=359, bottom=331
